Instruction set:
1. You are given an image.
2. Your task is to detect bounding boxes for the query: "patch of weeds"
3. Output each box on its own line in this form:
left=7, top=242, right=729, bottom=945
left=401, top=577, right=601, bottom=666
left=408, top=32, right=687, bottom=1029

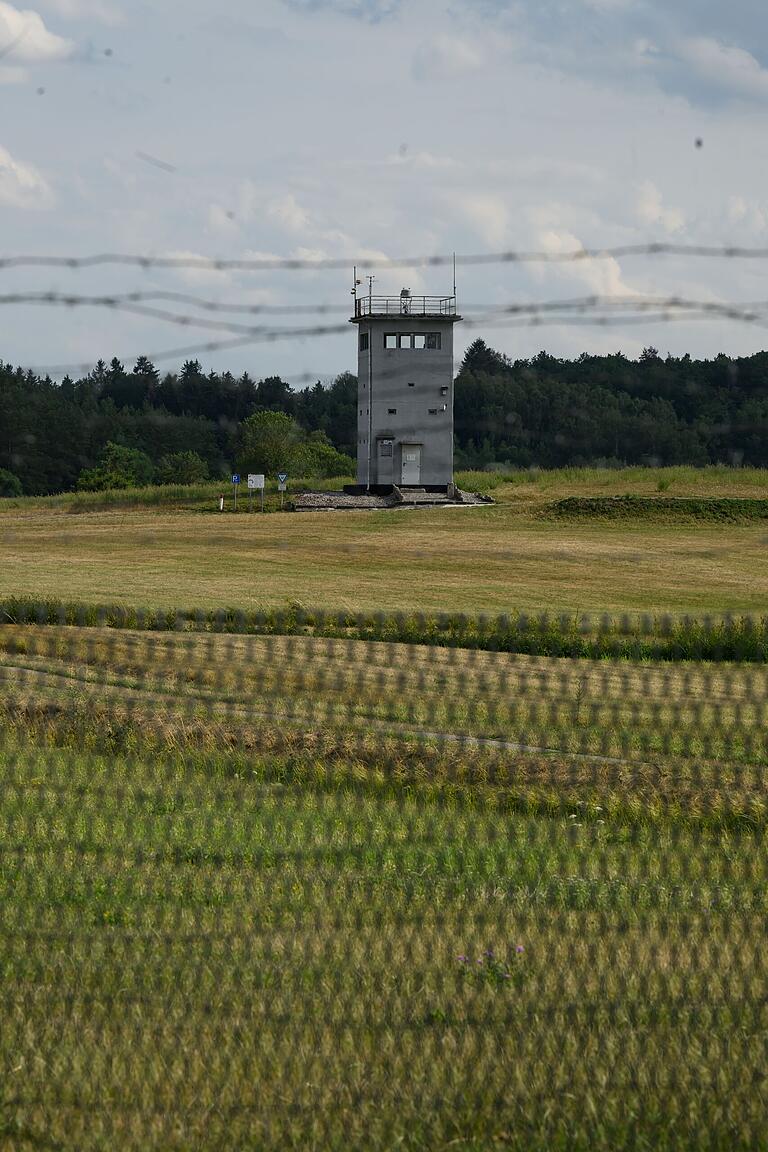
left=458, top=947, right=526, bottom=989
left=413, top=1004, right=456, bottom=1028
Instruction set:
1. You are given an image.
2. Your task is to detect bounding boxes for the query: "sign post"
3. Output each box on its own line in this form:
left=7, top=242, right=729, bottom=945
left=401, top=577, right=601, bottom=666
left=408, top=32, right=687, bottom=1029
left=231, top=473, right=240, bottom=511
left=277, top=472, right=288, bottom=510
left=248, top=473, right=265, bottom=513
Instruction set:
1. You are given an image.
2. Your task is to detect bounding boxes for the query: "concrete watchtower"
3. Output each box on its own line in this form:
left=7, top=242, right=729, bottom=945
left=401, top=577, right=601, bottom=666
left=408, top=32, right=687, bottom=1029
left=350, top=280, right=461, bottom=490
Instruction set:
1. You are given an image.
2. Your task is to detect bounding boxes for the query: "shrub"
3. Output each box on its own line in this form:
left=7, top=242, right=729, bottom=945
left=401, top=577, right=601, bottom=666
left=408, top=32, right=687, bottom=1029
left=155, top=451, right=209, bottom=485
left=0, top=468, right=22, bottom=497
left=77, top=442, right=155, bottom=491
left=296, top=432, right=355, bottom=479
left=236, top=411, right=305, bottom=478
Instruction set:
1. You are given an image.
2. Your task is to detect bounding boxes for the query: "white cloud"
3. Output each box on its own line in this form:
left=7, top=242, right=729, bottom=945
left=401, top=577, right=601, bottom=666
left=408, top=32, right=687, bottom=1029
left=637, top=181, right=685, bottom=233
left=39, top=0, right=121, bottom=21
left=678, top=36, right=768, bottom=101
left=0, top=142, right=53, bottom=207
left=290, top=246, right=328, bottom=263
left=240, top=248, right=285, bottom=263
left=0, top=1, right=74, bottom=61
left=412, top=34, right=483, bottom=82
left=457, top=194, right=509, bottom=247
left=538, top=228, right=636, bottom=299
left=726, top=195, right=767, bottom=235
left=267, top=192, right=310, bottom=234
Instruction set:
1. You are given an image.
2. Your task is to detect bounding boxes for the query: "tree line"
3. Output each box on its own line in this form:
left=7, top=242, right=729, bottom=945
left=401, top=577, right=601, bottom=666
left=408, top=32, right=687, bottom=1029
left=1, top=341, right=767, bottom=495
left=455, top=341, right=768, bottom=470
left=0, top=357, right=357, bottom=496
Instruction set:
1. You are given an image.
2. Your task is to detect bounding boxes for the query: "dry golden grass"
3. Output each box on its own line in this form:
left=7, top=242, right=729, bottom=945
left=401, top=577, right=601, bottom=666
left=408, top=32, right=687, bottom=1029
left=1, top=500, right=767, bottom=615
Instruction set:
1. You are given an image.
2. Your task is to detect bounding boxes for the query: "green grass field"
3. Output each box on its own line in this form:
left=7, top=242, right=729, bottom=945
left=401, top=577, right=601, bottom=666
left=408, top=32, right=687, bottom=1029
left=2, top=468, right=767, bottom=1149
left=2, top=467, right=768, bottom=615
left=2, top=625, right=768, bottom=1150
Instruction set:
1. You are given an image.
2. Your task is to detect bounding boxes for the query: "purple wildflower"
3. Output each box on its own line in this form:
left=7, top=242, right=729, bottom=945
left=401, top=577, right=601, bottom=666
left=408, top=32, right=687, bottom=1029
left=457, top=955, right=468, bottom=963
left=516, top=945, right=525, bottom=954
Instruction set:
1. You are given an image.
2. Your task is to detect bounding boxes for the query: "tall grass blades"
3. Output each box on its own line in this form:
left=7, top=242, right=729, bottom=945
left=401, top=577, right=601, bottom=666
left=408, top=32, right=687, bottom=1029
left=1, top=612, right=768, bottom=1150
left=3, top=597, right=767, bottom=662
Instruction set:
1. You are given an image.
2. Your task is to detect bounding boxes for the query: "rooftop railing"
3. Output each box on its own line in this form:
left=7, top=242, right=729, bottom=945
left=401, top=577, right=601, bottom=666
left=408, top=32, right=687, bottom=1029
left=354, top=295, right=457, bottom=318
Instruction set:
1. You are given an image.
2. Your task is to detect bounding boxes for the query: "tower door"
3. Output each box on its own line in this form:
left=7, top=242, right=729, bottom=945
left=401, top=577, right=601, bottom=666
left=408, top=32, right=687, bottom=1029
left=400, top=444, right=422, bottom=486
left=377, top=438, right=394, bottom=485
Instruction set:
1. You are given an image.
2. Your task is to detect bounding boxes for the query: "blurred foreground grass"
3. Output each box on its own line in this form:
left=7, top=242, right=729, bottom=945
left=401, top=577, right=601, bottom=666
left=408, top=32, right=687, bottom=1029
left=1, top=623, right=767, bottom=1149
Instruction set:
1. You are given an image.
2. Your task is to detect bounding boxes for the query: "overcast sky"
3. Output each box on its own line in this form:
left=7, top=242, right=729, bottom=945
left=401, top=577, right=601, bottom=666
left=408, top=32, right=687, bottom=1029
left=2, top=0, right=768, bottom=381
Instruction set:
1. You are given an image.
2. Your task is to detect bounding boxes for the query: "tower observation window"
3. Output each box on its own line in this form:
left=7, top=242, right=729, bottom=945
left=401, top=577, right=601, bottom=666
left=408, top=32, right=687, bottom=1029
left=385, top=332, right=442, bottom=350
left=359, top=332, right=369, bottom=351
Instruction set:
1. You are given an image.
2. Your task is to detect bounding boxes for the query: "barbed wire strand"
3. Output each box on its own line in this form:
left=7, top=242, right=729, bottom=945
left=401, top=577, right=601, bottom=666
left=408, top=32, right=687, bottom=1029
left=5, top=242, right=768, bottom=272
left=4, top=290, right=768, bottom=324
left=9, top=296, right=768, bottom=378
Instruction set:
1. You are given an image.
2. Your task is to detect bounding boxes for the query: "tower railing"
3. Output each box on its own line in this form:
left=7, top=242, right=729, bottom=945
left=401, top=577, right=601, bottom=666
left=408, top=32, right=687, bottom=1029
left=354, top=295, right=457, bottom=318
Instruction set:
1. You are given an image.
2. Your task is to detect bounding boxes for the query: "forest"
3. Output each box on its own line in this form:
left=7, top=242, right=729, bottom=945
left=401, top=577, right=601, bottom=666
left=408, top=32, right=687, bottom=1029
left=1, top=339, right=768, bottom=495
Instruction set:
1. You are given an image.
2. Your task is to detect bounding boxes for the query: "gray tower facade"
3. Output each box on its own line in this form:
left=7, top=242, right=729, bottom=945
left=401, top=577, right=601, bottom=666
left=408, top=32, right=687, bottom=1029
left=351, top=289, right=461, bottom=489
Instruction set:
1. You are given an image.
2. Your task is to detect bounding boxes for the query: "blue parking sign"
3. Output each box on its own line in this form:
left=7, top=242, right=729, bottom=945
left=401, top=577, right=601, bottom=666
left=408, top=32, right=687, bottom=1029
left=231, top=474, right=240, bottom=484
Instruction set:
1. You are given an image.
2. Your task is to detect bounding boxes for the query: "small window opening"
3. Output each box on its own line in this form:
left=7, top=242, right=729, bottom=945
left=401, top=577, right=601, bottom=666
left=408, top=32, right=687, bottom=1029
left=426, top=333, right=441, bottom=350
left=359, top=332, right=369, bottom=351
left=399, top=334, right=413, bottom=350
left=385, top=333, right=397, bottom=349
left=414, top=335, right=426, bottom=349
left=428, top=407, right=438, bottom=415
left=440, top=386, right=449, bottom=396
left=388, top=408, right=397, bottom=414
left=408, top=381, right=415, bottom=387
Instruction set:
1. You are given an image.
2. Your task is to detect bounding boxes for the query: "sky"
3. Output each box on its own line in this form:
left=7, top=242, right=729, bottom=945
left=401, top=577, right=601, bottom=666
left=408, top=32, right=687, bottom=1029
left=2, top=0, right=768, bottom=381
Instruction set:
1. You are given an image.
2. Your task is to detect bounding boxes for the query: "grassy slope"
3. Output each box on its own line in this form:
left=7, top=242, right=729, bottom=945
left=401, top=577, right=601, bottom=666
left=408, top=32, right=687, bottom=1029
left=2, top=626, right=766, bottom=779
left=1, top=467, right=768, bottom=615
left=2, top=626, right=767, bottom=1150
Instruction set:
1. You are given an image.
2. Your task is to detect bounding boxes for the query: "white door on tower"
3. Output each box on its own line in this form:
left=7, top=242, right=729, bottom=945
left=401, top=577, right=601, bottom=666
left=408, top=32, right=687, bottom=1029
left=400, top=444, right=421, bottom=485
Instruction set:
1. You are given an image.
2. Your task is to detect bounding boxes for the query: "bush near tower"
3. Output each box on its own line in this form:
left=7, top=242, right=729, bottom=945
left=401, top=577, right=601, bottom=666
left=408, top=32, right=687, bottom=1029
left=236, top=410, right=353, bottom=480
